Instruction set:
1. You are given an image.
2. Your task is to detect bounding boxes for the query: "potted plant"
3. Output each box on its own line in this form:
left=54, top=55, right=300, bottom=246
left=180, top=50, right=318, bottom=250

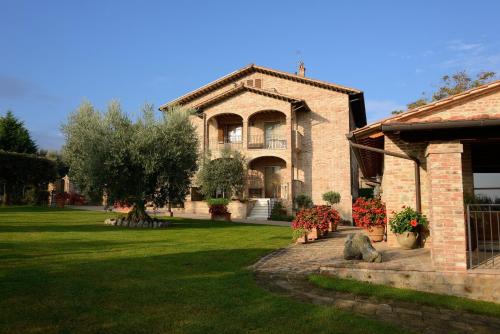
left=207, top=198, right=231, bottom=221
left=315, top=204, right=341, bottom=232
left=352, top=197, right=387, bottom=242
left=291, top=205, right=339, bottom=243
left=54, top=192, right=69, bottom=208
left=389, top=206, right=429, bottom=249
left=322, top=191, right=341, bottom=208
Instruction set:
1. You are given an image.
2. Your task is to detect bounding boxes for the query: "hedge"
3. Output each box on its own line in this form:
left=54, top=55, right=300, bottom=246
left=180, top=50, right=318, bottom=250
left=0, top=150, right=58, bottom=204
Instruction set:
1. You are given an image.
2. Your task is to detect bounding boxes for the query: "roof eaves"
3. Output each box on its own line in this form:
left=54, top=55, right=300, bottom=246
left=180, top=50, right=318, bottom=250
left=160, top=64, right=363, bottom=110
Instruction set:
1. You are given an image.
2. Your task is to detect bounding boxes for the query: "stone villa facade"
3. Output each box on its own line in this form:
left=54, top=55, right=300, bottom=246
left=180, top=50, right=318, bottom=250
left=160, top=63, right=367, bottom=219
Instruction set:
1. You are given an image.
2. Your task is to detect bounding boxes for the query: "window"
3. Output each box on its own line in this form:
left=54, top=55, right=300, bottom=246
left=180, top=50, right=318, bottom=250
left=474, top=173, right=500, bottom=203
left=226, top=124, right=242, bottom=143
left=254, top=78, right=262, bottom=88
left=246, top=79, right=253, bottom=87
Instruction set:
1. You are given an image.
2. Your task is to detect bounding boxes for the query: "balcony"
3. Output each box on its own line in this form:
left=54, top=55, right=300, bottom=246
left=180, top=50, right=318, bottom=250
left=208, top=137, right=243, bottom=152
left=248, top=135, right=287, bottom=150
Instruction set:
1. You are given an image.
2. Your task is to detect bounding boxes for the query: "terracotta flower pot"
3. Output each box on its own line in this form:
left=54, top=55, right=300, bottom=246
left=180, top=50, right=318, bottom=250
left=396, top=232, right=419, bottom=249
left=328, top=221, right=338, bottom=232
left=211, top=212, right=231, bottom=221
left=367, top=225, right=385, bottom=242
left=296, top=227, right=320, bottom=244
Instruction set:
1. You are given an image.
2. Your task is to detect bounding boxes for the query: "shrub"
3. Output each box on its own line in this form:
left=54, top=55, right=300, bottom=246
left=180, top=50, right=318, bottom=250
left=389, top=206, right=428, bottom=234
left=294, top=194, right=313, bottom=210
left=270, top=214, right=295, bottom=222
left=68, top=192, right=86, bottom=205
left=206, top=198, right=230, bottom=206
left=269, top=201, right=292, bottom=221
left=24, top=188, right=49, bottom=205
left=291, top=205, right=340, bottom=236
left=207, top=197, right=230, bottom=216
left=322, top=191, right=341, bottom=205
left=358, top=188, right=374, bottom=198
left=352, top=197, right=386, bottom=229
left=209, top=204, right=229, bottom=215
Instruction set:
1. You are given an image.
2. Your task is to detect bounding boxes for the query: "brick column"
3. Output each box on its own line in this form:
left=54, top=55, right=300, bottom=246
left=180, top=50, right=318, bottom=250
left=288, top=115, right=294, bottom=214
left=242, top=120, right=248, bottom=150
left=426, top=141, right=467, bottom=271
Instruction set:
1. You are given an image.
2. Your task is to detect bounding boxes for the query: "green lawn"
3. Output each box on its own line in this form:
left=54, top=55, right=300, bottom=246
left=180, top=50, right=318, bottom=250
left=309, top=274, right=500, bottom=318
left=0, top=206, right=405, bottom=334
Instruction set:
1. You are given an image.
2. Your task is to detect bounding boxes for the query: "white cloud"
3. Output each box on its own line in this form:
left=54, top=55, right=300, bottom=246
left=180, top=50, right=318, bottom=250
left=447, top=40, right=484, bottom=53
left=365, top=99, right=405, bottom=123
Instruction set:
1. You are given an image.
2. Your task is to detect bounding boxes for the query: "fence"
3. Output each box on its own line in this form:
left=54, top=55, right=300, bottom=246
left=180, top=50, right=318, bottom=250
left=466, top=204, right=500, bottom=269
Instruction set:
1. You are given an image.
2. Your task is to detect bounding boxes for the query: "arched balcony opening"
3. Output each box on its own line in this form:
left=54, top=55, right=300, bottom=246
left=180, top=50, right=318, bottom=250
left=207, top=113, right=243, bottom=152
left=248, top=156, right=287, bottom=199
left=247, top=110, right=287, bottom=150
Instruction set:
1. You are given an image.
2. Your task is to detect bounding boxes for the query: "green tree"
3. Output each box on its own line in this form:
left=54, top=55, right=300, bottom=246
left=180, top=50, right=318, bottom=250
left=133, top=105, right=199, bottom=216
left=62, top=100, right=198, bottom=221
left=406, top=70, right=496, bottom=110
left=0, top=111, right=37, bottom=153
left=197, top=148, right=246, bottom=199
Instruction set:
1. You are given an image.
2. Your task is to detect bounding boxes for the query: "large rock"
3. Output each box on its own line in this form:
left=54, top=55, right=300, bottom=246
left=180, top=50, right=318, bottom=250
left=343, top=233, right=382, bottom=263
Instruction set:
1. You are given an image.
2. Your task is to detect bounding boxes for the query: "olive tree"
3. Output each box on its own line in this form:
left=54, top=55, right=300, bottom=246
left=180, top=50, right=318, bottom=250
left=197, top=148, right=246, bottom=199
left=62, top=101, right=198, bottom=221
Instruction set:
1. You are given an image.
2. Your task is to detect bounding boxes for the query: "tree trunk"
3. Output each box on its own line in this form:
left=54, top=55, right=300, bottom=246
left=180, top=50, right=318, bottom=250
left=2, top=183, right=6, bottom=206
left=126, top=199, right=152, bottom=222
left=168, top=202, right=173, bottom=217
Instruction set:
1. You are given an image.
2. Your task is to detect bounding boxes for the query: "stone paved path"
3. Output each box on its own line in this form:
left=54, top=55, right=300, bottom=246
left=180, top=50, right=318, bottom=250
left=251, top=227, right=500, bottom=334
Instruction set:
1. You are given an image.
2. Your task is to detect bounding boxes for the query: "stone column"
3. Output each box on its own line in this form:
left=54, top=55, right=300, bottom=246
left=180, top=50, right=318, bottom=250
left=426, top=141, right=467, bottom=271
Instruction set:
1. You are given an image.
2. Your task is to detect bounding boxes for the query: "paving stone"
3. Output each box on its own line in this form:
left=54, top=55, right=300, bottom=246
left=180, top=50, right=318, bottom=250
left=353, top=302, right=379, bottom=315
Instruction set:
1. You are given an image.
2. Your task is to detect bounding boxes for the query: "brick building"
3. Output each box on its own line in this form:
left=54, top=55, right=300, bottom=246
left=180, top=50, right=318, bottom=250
left=349, top=80, right=500, bottom=272
left=160, top=63, right=366, bottom=219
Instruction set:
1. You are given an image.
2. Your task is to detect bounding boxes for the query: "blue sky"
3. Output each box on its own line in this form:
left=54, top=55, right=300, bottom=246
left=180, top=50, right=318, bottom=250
left=1, top=0, right=500, bottom=150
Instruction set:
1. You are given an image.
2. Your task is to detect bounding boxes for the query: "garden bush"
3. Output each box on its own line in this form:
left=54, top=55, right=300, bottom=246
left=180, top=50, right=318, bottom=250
left=294, top=194, right=313, bottom=210
left=322, top=191, right=341, bottom=205
left=358, top=188, right=374, bottom=198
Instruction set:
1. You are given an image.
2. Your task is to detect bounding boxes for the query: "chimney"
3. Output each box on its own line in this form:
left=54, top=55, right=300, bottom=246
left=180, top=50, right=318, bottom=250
left=298, top=61, right=306, bottom=77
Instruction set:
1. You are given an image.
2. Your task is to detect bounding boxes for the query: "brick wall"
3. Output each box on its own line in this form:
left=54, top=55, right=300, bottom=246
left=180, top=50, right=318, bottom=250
left=182, top=71, right=355, bottom=219
left=382, top=134, right=429, bottom=247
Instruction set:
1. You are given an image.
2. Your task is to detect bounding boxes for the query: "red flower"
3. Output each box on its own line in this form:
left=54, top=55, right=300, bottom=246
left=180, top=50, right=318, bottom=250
left=410, top=219, right=418, bottom=227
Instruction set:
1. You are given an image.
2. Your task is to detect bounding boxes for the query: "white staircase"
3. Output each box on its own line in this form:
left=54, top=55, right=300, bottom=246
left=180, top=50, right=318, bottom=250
left=247, top=198, right=270, bottom=220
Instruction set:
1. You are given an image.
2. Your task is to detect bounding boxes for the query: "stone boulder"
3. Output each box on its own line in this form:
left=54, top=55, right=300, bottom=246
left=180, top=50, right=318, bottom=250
left=343, top=233, right=382, bottom=263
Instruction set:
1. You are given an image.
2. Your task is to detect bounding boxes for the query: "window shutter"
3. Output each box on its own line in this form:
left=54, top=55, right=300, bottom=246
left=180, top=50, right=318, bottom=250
left=254, top=79, right=262, bottom=88
left=247, top=79, right=253, bottom=87
left=218, top=127, right=224, bottom=143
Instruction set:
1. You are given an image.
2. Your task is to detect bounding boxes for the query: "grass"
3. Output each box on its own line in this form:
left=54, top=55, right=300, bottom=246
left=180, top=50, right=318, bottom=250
left=0, top=206, right=406, bottom=334
left=309, top=274, right=500, bottom=318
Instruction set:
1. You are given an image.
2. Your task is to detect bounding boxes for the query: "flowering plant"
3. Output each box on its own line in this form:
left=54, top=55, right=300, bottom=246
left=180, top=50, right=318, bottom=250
left=114, top=200, right=132, bottom=209
left=291, top=205, right=340, bottom=238
left=389, top=206, right=428, bottom=234
left=352, top=197, right=387, bottom=229
left=55, top=192, right=70, bottom=202
left=209, top=204, right=229, bottom=215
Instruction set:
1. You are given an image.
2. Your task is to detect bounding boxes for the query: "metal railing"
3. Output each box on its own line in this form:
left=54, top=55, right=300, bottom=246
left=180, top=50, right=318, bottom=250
left=247, top=135, right=287, bottom=149
left=208, top=137, right=243, bottom=151
left=466, top=204, right=500, bottom=269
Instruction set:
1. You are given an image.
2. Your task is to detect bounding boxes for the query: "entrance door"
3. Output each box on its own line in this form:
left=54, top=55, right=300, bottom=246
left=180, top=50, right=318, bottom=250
left=264, top=166, right=281, bottom=198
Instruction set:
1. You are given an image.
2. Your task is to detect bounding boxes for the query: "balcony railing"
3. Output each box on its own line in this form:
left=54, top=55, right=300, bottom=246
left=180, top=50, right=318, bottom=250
left=466, top=204, right=500, bottom=269
left=248, top=135, right=287, bottom=150
left=208, top=137, right=243, bottom=151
